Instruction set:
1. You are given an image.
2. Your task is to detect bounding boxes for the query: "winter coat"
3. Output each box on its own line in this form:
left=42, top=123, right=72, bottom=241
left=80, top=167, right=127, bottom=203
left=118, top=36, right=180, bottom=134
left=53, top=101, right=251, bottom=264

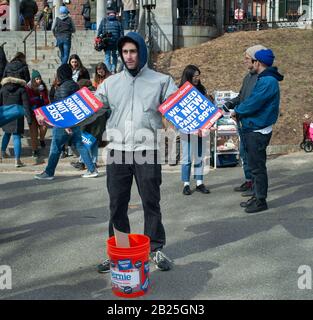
left=0, top=45, right=7, bottom=82
left=227, top=72, right=258, bottom=109
left=3, top=60, right=30, bottom=83
left=38, top=7, right=53, bottom=30
left=53, top=80, right=79, bottom=103
left=95, top=32, right=177, bottom=151
left=122, top=0, right=136, bottom=11
left=235, top=67, right=284, bottom=132
left=81, top=3, right=91, bottom=20
left=107, top=0, right=122, bottom=12
left=0, top=77, right=32, bottom=134
left=25, top=83, right=50, bottom=110
left=20, top=0, right=38, bottom=19
left=73, top=67, right=90, bottom=83
left=52, top=14, right=76, bottom=42
left=97, top=16, right=123, bottom=51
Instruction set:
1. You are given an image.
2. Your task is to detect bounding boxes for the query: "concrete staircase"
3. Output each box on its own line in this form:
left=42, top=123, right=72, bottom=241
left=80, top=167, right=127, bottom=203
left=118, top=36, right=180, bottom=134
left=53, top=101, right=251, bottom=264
left=1, top=30, right=107, bottom=85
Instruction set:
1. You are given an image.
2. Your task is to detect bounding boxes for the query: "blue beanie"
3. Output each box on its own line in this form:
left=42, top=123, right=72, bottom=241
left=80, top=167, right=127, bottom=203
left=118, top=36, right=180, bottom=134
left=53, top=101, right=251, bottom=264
left=59, top=6, right=69, bottom=15
left=255, top=49, right=275, bottom=67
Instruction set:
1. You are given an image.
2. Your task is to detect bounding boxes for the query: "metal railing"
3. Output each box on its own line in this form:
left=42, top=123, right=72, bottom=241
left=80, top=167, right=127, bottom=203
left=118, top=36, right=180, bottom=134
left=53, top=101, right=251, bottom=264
left=225, top=19, right=313, bottom=32
left=22, top=26, right=37, bottom=60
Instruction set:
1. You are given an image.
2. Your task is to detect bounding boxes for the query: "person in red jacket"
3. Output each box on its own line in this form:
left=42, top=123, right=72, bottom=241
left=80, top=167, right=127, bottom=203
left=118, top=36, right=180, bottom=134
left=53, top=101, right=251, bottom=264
left=26, top=69, right=49, bottom=158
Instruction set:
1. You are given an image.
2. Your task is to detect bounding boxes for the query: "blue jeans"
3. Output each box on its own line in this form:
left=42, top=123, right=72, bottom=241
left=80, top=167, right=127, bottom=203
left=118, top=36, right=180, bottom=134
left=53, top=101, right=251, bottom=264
left=57, top=38, right=71, bottom=65
left=181, top=134, right=204, bottom=182
left=80, top=143, right=98, bottom=164
left=45, top=127, right=96, bottom=177
left=1, top=132, right=21, bottom=159
left=238, top=128, right=252, bottom=181
left=123, top=10, right=136, bottom=30
left=105, top=49, right=117, bottom=73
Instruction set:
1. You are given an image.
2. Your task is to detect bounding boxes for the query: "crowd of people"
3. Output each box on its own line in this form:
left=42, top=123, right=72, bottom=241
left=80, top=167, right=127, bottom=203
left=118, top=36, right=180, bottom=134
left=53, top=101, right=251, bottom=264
left=0, top=3, right=283, bottom=273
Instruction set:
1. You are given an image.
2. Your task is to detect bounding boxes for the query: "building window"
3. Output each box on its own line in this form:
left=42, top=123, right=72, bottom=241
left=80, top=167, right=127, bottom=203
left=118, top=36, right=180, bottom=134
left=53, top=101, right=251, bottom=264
left=279, top=0, right=308, bottom=20
left=177, top=0, right=217, bottom=26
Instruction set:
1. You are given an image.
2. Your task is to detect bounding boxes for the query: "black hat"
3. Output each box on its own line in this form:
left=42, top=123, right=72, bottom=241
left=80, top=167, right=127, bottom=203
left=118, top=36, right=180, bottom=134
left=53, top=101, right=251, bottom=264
left=57, top=64, right=72, bottom=83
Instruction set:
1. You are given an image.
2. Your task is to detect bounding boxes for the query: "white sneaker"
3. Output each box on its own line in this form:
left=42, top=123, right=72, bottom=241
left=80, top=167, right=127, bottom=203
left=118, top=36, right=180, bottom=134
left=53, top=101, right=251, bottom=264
left=82, top=169, right=99, bottom=178
left=15, top=159, right=25, bottom=168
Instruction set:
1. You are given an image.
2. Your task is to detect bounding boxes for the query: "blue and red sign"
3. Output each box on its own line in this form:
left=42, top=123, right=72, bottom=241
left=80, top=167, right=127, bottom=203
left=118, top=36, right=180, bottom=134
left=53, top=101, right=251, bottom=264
left=159, top=82, right=223, bottom=134
left=34, top=87, right=104, bottom=128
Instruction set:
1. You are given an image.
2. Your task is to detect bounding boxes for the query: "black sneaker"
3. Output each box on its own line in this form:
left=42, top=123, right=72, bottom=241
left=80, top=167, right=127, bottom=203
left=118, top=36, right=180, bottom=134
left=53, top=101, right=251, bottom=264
left=40, top=140, right=46, bottom=148
left=32, top=150, right=40, bottom=158
left=245, top=199, right=268, bottom=213
left=196, top=184, right=210, bottom=194
left=241, top=188, right=254, bottom=197
left=97, top=259, right=110, bottom=273
left=240, top=196, right=256, bottom=208
left=234, top=181, right=251, bottom=192
left=71, top=161, right=86, bottom=170
left=183, top=185, right=191, bottom=195
left=150, top=250, right=173, bottom=271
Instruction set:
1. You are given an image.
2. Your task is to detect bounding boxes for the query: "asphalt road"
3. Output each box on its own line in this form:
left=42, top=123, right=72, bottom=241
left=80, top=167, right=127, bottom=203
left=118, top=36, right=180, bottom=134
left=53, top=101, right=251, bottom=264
left=1, top=151, right=313, bottom=300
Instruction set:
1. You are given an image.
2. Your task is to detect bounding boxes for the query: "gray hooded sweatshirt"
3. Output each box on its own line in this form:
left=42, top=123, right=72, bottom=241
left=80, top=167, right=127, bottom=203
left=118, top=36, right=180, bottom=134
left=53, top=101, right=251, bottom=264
left=95, top=32, right=177, bottom=151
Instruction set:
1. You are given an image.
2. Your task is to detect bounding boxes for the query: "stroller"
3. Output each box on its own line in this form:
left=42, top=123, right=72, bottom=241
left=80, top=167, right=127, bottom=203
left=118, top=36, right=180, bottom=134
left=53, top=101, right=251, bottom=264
left=300, top=121, right=313, bottom=152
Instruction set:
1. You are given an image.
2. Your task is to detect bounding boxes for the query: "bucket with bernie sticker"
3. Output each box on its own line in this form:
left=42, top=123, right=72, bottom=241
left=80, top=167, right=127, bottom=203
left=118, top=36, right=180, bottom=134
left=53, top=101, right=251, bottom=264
left=107, top=234, right=150, bottom=298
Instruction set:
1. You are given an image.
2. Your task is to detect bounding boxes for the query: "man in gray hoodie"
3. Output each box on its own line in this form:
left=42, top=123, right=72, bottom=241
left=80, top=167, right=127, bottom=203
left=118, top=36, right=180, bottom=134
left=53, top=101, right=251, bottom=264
left=52, top=6, right=76, bottom=65
left=225, top=44, right=267, bottom=197
left=96, top=32, right=177, bottom=273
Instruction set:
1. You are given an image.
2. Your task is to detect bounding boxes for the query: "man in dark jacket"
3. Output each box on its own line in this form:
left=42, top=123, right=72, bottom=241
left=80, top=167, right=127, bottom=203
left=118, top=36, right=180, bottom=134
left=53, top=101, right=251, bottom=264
left=226, top=45, right=266, bottom=197
left=81, top=0, right=91, bottom=30
left=34, top=64, right=98, bottom=180
left=232, top=49, right=284, bottom=213
left=52, top=6, right=76, bottom=65
left=97, top=10, right=123, bottom=73
left=20, top=0, right=38, bottom=31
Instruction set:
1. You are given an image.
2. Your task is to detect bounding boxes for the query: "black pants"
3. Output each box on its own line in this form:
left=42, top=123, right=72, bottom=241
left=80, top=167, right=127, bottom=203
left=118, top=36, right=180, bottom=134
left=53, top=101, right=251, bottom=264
left=244, top=131, right=272, bottom=200
left=106, top=150, right=165, bottom=252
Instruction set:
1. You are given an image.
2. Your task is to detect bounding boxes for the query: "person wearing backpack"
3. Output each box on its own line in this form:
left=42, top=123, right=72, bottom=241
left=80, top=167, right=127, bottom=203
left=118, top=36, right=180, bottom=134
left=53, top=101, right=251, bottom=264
left=81, top=0, right=91, bottom=30
left=52, top=6, right=76, bottom=65
left=97, top=10, right=124, bottom=74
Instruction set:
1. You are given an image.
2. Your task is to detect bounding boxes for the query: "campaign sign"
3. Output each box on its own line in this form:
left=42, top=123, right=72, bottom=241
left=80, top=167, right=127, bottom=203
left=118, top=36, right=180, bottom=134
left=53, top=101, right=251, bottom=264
left=159, top=82, right=223, bottom=134
left=81, top=131, right=97, bottom=150
left=34, top=87, right=103, bottom=128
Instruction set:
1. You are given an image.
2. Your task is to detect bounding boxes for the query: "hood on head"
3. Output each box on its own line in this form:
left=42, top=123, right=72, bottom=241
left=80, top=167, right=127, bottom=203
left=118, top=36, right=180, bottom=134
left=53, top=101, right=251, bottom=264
left=117, top=32, right=147, bottom=72
left=1, top=76, right=26, bottom=90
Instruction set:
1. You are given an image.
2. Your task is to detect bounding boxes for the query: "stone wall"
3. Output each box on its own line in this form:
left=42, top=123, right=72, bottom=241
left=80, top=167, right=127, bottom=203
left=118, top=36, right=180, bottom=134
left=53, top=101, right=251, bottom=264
left=36, top=0, right=90, bottom=29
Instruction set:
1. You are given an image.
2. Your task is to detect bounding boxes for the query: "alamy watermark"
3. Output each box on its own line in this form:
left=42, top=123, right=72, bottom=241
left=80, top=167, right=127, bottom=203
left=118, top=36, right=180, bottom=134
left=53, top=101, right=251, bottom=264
left=297, top=265, right=312, bottom=290
left=100, top=123, right=212, bottom=175
left=0, top=265, right=12, bottom=290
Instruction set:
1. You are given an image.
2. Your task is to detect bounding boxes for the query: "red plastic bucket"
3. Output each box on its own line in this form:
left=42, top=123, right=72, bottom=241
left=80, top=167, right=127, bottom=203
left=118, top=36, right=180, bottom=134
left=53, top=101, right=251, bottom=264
left=107, top=234, right=150, bottom=298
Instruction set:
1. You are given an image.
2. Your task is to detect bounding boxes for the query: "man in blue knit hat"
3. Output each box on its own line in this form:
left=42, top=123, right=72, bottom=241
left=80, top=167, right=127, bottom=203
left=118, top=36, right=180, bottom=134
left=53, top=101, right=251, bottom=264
left=232, top=48, right=284, bottom=213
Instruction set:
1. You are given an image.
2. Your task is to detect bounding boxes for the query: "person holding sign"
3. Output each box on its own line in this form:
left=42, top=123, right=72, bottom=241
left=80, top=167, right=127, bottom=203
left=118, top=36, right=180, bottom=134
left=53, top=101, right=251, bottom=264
left=178, top=65, right=211, bottom=196
left=232, top=49, right=283, bottom=213
left=34, top=64, right=98, bottom=180
left=95, top=32, right=177, bottom=273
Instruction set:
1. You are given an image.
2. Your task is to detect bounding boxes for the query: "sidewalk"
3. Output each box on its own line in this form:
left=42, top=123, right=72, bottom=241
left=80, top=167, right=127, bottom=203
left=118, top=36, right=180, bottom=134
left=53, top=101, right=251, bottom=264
left=1, top=150, right=313, bottom=300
